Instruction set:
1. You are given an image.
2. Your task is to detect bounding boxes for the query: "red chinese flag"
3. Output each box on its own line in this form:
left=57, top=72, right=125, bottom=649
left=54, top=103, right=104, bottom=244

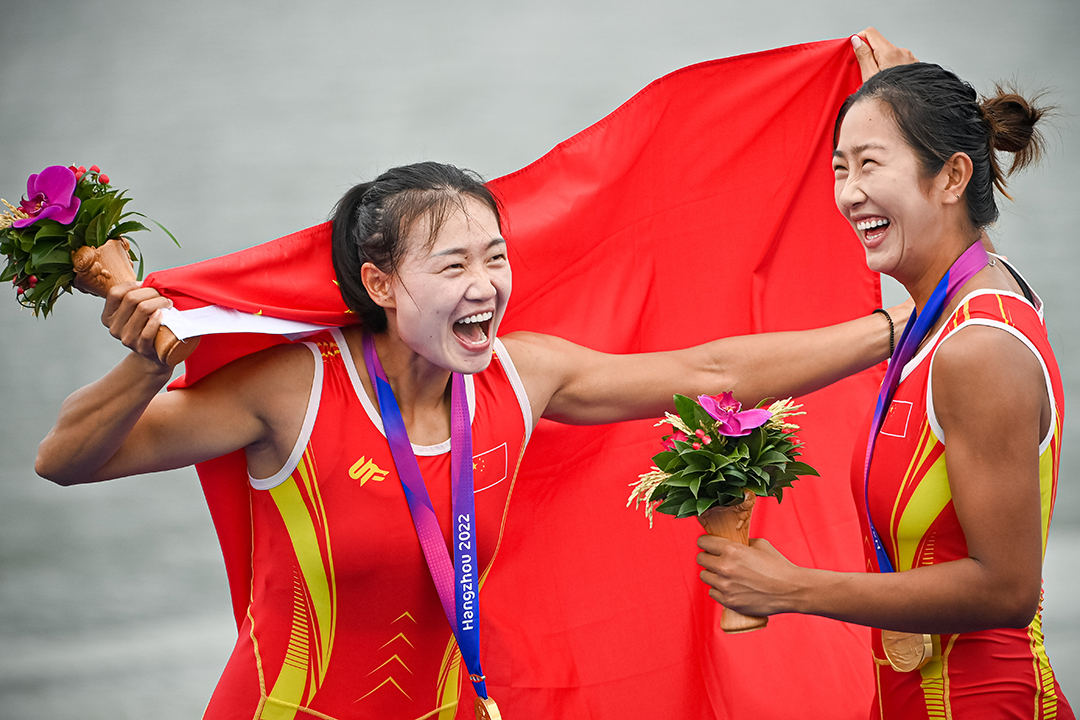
left=147, top=38, right=881, bottom=719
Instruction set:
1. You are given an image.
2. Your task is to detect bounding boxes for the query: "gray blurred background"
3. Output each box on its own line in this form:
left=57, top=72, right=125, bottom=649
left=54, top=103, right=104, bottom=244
left=1, top=1, right=1077, bottom=716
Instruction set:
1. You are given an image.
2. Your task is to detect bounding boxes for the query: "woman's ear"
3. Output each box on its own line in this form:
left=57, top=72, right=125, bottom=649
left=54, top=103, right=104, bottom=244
left=939, top=151, right=974, bottom=205
left=360, top=262, right=396, bottom=309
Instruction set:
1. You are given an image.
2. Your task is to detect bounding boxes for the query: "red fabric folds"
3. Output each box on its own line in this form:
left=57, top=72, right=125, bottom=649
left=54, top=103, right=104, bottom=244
left=147, top=37, right=881, bottom=719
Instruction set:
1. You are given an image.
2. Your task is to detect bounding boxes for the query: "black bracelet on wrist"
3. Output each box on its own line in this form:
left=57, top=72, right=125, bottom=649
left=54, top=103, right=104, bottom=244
left=872, top=308, right=895, bottom=356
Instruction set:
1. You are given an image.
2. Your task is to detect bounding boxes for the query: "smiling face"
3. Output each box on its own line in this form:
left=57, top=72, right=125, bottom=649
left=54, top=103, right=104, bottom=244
left=833, top=99, right=949, bottom=284
left=376, top=195, right=511, bottom=375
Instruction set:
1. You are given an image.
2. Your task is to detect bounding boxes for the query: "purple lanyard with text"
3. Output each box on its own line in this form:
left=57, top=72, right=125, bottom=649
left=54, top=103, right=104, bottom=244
left=362, top=333, right=490, bottom=701
left=862, top=242, right=988, bottom=573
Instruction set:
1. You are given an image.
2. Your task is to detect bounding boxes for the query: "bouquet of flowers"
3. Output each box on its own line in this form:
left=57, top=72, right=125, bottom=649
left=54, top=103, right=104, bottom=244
left=0, top=164, right=177, bottom=317
left=628, top=391, right=817, bottom=632
left=629, top=392, right=817, bottom=523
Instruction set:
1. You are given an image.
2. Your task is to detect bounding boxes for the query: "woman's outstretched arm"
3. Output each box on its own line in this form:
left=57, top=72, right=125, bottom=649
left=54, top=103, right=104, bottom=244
left=502, top=301, right=908, bottom=427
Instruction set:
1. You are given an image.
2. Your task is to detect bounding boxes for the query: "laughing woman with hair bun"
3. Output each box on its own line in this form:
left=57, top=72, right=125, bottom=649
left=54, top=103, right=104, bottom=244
left=697, top=61, right=1073, bottom=718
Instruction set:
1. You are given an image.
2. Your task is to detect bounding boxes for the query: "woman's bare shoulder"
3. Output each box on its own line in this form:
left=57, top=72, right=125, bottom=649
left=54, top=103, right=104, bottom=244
left=183, top=338, right=319, bottom=414
left=499, top=330, right=575, bottom=356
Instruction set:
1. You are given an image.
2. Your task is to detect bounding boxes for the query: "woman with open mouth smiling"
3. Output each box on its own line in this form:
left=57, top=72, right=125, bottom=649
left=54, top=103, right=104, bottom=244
left=697, top=61, right=1073, bottom=718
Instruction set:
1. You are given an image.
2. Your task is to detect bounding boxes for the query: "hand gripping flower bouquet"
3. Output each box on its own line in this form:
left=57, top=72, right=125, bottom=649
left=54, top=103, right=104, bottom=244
left=0, top=165, right=195, bottom=365
left=628, top=392, right=818, bottom=632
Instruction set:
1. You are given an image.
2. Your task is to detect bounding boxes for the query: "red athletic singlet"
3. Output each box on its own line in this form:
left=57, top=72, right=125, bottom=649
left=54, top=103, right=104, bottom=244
left=203, top=329, right=532, bottom=720
left=852, top=281, right=1074, bottom=720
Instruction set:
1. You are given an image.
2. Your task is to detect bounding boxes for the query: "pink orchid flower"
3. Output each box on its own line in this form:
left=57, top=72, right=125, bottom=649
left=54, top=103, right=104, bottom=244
left=661, top=429, right=689, bottom=451
left=13, top=166, right=81, bottom=228
left=697, top=391, right=771, bottom=437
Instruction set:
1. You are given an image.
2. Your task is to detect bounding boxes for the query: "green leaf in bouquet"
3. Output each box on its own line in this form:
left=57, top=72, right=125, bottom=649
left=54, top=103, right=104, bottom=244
left=722, top=466, right=748, bottom=485
left=81, top=194, right=106, bottom=211
left=32, top=263, right=73, bottom=281
left=31, top=240, right=67, bottom=266
left=656, top=495, right=685, bottom=516
left=745, top=465, right=768, bottom=482
left=69, top=220, right=88, bottom=246
left=103, top=194, right=133, bottom=231
left=718, top=490, right=747, bottom=507
left=694, top=406, right=718, bottom=431
left=745, top=477, right=769, bottom=496
left=132, top=212, right=181, bottom=247
left=682, top=449, right=717, bottom=472
left=771, top=468, right=798, bottom=485
left=695, top=497, right=717, bottom=515
left=758, top=449, right=791, bottom=466
left=774, top=436, right=797, bottom=452
left=757, top=438, right=774, bottom=453
left=651, top=450, right=678, bottom=471
left=785, top=461, right=819, bottom=477
left=110, top=220, right=149, bottom=238
left=745, top=426, right=764, bottom=460
left=126, top=235, right=146, bottom=280
left=688, top=475, right=701, bottom=498
left=711, top=453, right=735, bottom=469
left=0, top=263, right=16, bottom=283
left=773, top=475, right=796, bottom=489
left=43, top=288, right=67, bottom=317
left=661, top=470, right=695, bottom=488
left=83, top=218, right=99, bottom=247
left=672, top=394, right=701, bottom=425
left=94, top=212, right=109, bottom=247
left=35, top=254, right=74, bottom=270
left=670, top=439, right=697, bottom=455
left=676, top=497, right=699, bottom=518
left=29, top=222, right=67, bottom=241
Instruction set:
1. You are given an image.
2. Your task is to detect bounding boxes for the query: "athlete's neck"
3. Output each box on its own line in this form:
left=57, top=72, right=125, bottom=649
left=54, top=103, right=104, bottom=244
left=355, top=327, right=453, bottom=445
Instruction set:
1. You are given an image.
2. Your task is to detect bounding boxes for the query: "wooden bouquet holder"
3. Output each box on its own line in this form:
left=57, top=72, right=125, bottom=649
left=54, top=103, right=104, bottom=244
left=71, top=237, right=199, bottom=367
left=698, top=491, right=769, bottom=633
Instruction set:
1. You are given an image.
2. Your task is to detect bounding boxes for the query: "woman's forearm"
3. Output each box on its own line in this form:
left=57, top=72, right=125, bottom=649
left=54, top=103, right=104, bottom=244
left=35, top=352, right=173, bottom=485
left=790, top=559, right=1039, bottom=634
left=685, top=306, right=899, bottom=407
left=701, top=537, right=1039, bottom=636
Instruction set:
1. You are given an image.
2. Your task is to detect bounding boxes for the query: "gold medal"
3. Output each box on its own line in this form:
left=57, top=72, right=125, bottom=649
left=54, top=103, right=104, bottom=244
left=475, top=696, right=502, bottom=720
left=881, top=629, right=933, bottom=672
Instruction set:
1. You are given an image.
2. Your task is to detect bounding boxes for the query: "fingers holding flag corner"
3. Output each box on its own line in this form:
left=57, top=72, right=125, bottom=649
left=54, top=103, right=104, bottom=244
left=851, top=27, right=918, bottom=83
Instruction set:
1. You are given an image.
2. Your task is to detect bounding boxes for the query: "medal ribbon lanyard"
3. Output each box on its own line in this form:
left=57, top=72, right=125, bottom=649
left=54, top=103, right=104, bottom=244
left=862, top=241, right=988, bottom=573
left=362, top=333, right=490, bottom=701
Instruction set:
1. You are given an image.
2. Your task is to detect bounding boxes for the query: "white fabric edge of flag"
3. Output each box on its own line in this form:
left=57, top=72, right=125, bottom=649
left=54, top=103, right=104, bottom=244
left=159, top=305, right=331, bottom=341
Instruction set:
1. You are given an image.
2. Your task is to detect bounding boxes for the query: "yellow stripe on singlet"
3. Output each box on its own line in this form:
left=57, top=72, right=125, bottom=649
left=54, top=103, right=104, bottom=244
left=888, top=419, right=950, bottom=573
left=260, top=448, right=338, bottom=717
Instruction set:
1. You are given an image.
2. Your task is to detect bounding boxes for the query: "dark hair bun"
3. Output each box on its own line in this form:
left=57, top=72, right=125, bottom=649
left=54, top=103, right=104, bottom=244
left=981, top=87, right=1051, bottom=184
